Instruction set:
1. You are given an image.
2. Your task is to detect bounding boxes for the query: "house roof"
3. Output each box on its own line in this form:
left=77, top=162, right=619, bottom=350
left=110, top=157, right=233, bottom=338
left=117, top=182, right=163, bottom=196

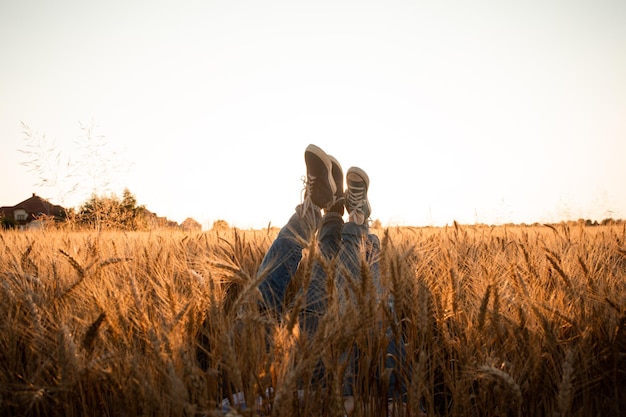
left=6, top=193, right=65, bottom=217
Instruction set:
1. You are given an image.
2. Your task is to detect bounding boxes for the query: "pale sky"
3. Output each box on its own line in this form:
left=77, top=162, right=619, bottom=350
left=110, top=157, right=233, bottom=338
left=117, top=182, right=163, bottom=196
left=1, top=0, right=625, bottom=229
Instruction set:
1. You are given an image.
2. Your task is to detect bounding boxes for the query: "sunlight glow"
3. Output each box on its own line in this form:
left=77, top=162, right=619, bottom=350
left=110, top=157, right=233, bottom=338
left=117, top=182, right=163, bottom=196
left=1, top=0, right=625, bottom=228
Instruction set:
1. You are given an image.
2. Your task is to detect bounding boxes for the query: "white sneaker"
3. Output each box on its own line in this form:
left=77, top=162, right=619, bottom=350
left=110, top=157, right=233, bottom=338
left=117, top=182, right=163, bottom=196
left=345, top=167, right=371, bottom=225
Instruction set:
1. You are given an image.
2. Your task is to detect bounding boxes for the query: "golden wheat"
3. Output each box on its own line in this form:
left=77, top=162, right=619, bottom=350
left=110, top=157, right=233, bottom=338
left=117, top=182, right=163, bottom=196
left=0, top=223, right=624, bottom=416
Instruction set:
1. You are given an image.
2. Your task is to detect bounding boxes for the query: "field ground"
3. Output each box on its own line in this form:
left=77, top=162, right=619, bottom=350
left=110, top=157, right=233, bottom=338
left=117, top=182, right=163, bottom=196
left=1, top=223, right=625, bottom=416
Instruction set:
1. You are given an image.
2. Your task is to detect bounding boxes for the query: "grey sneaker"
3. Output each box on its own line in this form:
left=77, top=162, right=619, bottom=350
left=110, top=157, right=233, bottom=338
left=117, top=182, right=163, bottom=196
left=345, top=167, right=370, bottom=225
left=327, top=154, right=344, bottom=215
left=304, top=144, right=336, bottom=210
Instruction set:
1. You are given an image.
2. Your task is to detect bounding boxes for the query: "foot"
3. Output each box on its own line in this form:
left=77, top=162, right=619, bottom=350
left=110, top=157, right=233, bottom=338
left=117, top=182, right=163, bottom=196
left=345, top=167, right=371, bottom=226
left=304, top=144, right=336, bottom=211
left=327, top=154, right=344, bottom=215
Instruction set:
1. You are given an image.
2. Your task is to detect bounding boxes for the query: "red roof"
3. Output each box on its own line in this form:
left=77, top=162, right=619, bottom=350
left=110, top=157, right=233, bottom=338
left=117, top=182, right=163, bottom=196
left=1, top=193, right=65, bottom=223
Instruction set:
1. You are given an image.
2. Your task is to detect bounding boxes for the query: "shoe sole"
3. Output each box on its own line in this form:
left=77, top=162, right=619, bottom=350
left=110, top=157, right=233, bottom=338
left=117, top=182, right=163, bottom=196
left=346, top=166, right=369, bottom=189
left=327, top=154, right=343, bottom=196
left=305, top=144, right=337, bottom=196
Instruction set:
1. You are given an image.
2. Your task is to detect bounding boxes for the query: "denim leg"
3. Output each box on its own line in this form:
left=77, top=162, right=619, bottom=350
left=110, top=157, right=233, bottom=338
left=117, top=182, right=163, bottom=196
left=337, top=225, right=408, bottom=399
left=317, top=213, right=344, bottom=260
left=337, top=222, right=382, bottom=297
left=385, top=328, right=408, bottom=400
left=301, top=212, right=343, bottom=337
left=258, top=204, right=321, bottom=316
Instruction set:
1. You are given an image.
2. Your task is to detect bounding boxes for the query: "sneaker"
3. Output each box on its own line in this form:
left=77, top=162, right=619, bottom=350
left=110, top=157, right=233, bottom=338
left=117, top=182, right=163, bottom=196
left=345, top=167, right=371, bottom=225
left=304, top=144, right=336, bottom=210
left=327, top=154, right=344, bottom=215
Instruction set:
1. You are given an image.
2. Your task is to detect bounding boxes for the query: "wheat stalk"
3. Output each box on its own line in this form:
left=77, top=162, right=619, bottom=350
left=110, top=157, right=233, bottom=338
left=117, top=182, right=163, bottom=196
left=478, top=365, right=522, bottom=416
left=557, top=348, right=574, bottom=417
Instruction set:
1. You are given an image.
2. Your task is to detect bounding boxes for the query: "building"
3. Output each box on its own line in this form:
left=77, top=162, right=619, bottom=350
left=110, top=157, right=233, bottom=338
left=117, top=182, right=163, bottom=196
left=0, top=193, right=66, bottom=229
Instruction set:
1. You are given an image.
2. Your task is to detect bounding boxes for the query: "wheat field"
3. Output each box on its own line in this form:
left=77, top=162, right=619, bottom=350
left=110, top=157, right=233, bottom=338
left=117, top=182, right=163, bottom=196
left=0, top=223, right=624, bottom=416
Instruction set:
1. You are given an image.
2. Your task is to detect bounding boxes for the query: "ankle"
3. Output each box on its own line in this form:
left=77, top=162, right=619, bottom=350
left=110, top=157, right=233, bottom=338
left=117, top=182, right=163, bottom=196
left=327, top=198, right=345, bottom=216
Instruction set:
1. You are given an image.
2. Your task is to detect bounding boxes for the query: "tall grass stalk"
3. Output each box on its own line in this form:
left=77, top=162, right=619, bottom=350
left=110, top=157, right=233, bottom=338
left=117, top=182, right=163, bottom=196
left=0, top=224, right=624, bottom=416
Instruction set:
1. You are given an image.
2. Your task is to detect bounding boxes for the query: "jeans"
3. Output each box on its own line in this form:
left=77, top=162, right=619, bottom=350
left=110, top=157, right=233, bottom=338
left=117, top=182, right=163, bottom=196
left=257, top=204, right=406, bottom=399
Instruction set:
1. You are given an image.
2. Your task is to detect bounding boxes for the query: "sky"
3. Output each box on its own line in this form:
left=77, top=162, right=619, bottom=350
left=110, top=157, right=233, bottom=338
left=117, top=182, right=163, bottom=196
left=1, top=0, right=625, bottom=229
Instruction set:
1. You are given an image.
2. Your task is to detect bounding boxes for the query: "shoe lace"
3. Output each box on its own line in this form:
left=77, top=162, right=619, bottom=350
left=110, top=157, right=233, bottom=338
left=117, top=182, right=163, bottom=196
left=301, top=174, right=316, bottom=211
left=347, top=182, right=366, bottom=214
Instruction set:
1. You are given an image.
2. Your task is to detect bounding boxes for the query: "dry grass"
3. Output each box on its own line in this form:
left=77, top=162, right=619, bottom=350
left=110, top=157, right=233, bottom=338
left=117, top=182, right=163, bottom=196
left=0, top=223, right=625, bottom=416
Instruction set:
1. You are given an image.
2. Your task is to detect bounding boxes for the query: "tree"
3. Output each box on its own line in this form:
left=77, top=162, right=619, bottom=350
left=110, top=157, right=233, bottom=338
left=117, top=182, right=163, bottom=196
left=212, top=219, right=230, bottom=231
left=77, top=189, right=147, bottom=230
left=121, top=188, right=147, bottom=229
left=1, top=214, right=16, bottom=230
left=181, top=217, right=202, bottom=232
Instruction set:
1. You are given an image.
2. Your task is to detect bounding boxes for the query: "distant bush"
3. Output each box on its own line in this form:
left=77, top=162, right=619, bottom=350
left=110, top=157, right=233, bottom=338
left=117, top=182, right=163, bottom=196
left=76, top=188, right=148, bottom=230
left=181, top=217, right=202, bottom=231
left=212, top=219, right=230, bottom=231
left=1, top=215, right=16, bottom=229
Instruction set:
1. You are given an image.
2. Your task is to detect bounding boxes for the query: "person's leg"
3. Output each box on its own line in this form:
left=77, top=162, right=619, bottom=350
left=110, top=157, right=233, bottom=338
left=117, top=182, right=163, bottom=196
left=335, top=167, right=373, bottom=406
left=302, top=153, right=345, bottom=336
left=338, top=167, right=381, bottom=296
left=257, top=144, right=338, bottom=317
left=299, top=212, right=342, bottom=334
left=338, top=222, right=381, bottom=293
left=257, top=205, right=321, bottom=315
left=340, top=167, right=408, bottom=405
left=318, top=154, right=345, bottom=260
